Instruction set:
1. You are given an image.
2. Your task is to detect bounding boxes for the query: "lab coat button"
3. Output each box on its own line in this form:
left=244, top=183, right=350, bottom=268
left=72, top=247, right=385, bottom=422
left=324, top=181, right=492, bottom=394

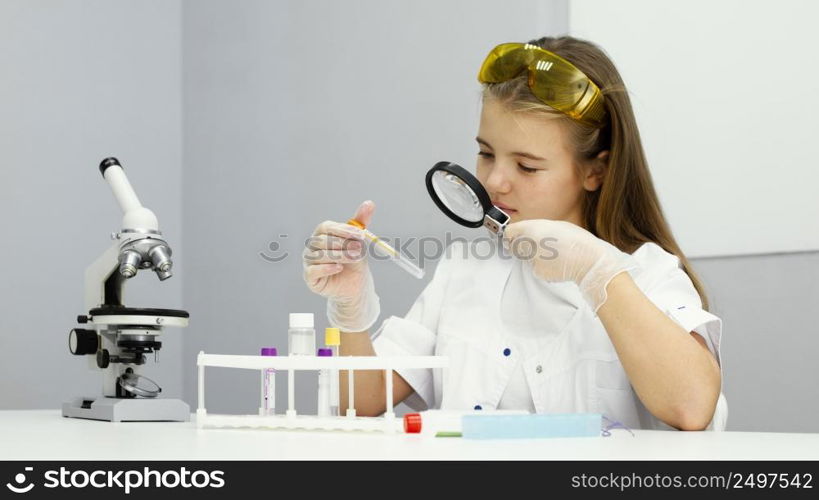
left=503, top=348, right=511, bottom=356
left=474, top=405, right=482, bottom=410
left=535, top=365, right=543, bottom=374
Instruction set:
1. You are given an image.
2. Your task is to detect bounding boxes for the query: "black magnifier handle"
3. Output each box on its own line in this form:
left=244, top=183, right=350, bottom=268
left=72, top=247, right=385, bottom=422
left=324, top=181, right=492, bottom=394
left=484, top=205, right=510, bottom=236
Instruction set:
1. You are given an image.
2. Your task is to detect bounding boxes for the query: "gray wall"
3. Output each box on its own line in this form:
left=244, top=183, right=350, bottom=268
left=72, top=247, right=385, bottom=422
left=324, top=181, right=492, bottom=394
left=0, top=0, right=185, bottom=407
left=694, top=251, right=819, bottom=433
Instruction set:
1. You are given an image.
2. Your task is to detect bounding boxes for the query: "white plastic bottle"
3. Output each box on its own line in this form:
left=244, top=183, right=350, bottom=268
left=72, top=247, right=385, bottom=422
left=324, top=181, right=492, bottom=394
left=288, top=313, right=315, bottom=356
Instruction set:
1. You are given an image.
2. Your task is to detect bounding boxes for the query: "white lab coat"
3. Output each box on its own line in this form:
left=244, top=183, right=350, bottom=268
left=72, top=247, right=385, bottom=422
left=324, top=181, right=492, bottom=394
left=371, top=237, right=728, bottom=431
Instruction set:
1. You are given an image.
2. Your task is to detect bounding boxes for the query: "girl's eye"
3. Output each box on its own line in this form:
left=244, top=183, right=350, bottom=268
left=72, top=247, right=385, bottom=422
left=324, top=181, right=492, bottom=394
left=478, top=152, right=538, bottom=173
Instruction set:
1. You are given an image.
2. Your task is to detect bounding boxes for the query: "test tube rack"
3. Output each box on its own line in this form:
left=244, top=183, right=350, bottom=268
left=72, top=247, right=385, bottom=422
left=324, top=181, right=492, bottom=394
left=195, top=351, right=449, bottom=433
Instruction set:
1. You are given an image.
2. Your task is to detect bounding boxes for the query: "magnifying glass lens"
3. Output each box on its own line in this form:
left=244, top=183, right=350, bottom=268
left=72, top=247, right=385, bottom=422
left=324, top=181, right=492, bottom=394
left=426, top=161, right=509, bottom=235
left=430, top=170, right=484, bottom=224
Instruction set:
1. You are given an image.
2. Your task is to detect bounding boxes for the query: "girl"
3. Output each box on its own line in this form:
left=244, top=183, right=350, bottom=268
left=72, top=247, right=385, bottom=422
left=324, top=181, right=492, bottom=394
left=302, top=36, right=725, bottom=431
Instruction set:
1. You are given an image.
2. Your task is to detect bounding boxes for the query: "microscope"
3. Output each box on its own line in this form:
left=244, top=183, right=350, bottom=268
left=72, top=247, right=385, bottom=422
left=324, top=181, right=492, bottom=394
left=62, top=157, right=190, bottom=422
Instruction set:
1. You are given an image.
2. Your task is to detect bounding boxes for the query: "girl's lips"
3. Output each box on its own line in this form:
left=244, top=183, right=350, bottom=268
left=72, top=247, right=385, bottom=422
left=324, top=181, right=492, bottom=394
left=492, top=201, right=516, bottom=212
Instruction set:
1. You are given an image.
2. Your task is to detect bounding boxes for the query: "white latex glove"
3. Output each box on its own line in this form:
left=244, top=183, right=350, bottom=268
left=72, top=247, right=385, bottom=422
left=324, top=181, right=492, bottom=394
left=502, top=219, right=637, bottom=313
left=302, top=200, right=380, bottom=332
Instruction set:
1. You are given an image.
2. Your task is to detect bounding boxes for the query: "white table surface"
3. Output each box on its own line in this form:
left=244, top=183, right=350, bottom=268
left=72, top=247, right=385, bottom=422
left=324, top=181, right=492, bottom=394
left=2, top=410, right=818, bottom=460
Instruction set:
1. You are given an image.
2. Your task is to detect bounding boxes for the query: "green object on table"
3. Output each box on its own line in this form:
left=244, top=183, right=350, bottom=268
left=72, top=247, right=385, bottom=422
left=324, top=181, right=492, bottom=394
left=435, top=431, right=463, bottom=438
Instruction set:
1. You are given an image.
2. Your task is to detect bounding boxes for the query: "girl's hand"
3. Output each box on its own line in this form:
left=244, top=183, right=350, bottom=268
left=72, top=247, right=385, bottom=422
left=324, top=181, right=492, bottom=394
left=302, top=200, right=380, bottom=331
left=503, top=219, right=637, bottom=312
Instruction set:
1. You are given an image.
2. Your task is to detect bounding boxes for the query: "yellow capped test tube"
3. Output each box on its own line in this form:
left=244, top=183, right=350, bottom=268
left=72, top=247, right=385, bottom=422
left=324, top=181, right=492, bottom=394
left=325, top=327, right=341, bottom=417
left=347, top=219, right=425, bottom=279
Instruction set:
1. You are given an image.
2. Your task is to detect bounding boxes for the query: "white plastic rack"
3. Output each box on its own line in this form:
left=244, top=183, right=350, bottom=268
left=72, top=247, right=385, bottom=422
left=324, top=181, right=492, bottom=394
left=196, top=351, right=449, bottom=433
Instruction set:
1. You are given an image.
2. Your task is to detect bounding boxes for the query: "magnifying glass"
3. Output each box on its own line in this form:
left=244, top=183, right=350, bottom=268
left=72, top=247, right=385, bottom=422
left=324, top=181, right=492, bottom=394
left=425, top=161, right=510, bottom=236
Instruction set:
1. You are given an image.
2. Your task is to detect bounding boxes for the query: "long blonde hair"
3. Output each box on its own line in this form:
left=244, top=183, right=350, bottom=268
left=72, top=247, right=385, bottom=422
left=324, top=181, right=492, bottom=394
left=483, top=35, right=710, bottom=310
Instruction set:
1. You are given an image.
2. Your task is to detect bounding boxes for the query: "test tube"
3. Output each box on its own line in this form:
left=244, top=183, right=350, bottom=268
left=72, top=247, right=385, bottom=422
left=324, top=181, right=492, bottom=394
left=317, top=348, right=332, bottom=417
left=347, top=219, right=425, bottom=279
left=259, top=347, right=277, bottom=416
left=403, top=409, right=529, bottom=436
left=325, top=328, right=341, bottom=417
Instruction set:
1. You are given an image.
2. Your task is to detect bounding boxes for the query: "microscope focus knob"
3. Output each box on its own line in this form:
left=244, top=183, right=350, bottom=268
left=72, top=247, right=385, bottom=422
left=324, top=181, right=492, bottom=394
left=68, top=328, right=98, bottom=355
left=97, top=349, right=110, bottom=369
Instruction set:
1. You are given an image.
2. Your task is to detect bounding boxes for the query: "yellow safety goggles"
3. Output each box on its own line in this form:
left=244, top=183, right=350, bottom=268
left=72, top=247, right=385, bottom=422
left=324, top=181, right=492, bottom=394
left=478, top=42, right=607, bottom=127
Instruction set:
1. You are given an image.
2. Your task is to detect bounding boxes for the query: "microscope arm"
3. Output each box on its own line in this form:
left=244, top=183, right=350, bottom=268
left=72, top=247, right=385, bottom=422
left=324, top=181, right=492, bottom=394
left=84, top=239, right=125, bottom=312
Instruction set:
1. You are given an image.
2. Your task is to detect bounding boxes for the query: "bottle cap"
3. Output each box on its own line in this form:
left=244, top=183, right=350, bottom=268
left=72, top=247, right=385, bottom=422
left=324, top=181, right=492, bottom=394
left=403, top=413, right=422, bottom=433
left=260, top=347, right=278, bottom=356
left=346, top=219, right=366, bottom=230
left=289, top=313, right=314, bottom=328
left=317, top=348, right=333, bottom=357
left=325, top=327, right=341, bottom=346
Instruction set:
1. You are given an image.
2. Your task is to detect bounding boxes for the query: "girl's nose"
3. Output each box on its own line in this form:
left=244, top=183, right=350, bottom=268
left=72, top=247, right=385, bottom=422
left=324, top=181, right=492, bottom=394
left=484, top=162, right=513, bottom=194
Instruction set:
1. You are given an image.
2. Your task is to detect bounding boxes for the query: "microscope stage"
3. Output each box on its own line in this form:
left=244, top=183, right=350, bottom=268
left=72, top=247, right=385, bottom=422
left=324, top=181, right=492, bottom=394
left=88, top=307, right=189, bottom=328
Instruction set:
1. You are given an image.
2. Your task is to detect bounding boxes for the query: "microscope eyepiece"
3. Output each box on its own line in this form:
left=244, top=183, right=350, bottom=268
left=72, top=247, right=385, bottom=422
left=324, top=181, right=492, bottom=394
left=99, top=157, right=121, bottom=177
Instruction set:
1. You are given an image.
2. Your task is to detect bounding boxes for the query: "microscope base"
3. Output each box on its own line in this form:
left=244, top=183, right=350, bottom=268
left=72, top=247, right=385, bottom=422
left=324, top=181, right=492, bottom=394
left=62, top=397, right=190, bottom=422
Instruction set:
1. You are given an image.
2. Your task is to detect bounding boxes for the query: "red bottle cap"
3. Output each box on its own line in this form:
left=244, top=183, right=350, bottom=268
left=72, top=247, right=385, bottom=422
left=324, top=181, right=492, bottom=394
left=404, top=413, right=422, bottom=433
